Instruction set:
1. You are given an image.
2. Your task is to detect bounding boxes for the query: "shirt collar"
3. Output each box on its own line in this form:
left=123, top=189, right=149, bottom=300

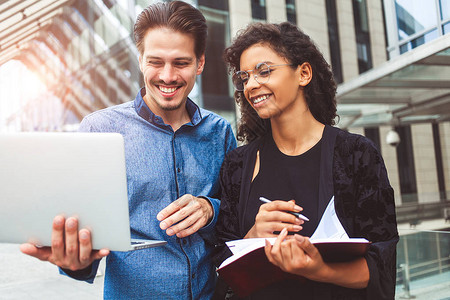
left=135, top=88, right=203, bottom=128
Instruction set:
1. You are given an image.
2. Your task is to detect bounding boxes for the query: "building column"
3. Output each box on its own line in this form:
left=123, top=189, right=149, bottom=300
left=411, top=124, right=440, bottom=203
left=296, top=0, right=330, bottom=63
left=380, top=126, right=402, bottom=205
left=366, top=0, right=387, bottom=67
left=336, top=0, right=359, bottom=81
left=228, top=0, right=252, bottom=38
left=348, top=127, right=364, bottom=136
left=266, top=0, right=287, bottom=22
left=228, top=0, right=252, bottom=129
left=439, top=122, right=450, bottom=199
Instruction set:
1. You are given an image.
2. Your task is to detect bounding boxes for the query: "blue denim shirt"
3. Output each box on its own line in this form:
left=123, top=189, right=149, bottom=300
left=62, top=88, right=236, bottom=299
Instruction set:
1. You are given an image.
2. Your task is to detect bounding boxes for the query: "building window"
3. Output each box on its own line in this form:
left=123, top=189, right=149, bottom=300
left=198, top=0, right=228, bottom=11
left=352, top=0, right=372, bottom=73
left=395, top=0, right=440, bottom=53
left=198, top=7, right=235, bottom=114
left=440, top=0, right=450, bottom=34
left=395, top=125, right=419, bottom=203
left=286, top=0, right=297, bottom=24
left=396, top=0, right=437, bottom=40
left=325, top=0, right=343, bottom=83
left=440, top=0, right=450, bottom=20
left=399, top=29, right=438, bottom=54
left=364, top=127, right=381, bottom=150
left=444, top=22, right=450, bottom=34
left=252, top=0, right=267, bottom=21
left=432, top=123, right=447, bottom=200
left=385, top=0, right=449, bottom=57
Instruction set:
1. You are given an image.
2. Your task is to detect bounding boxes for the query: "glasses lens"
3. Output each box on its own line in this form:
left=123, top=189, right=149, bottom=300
left=233, top=71, right=248, bottom=91
left=255, top=63, right=270, bottom=84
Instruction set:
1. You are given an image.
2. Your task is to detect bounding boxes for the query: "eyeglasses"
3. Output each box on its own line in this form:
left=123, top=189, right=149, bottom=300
left=232, top=62, right=294, bottom=91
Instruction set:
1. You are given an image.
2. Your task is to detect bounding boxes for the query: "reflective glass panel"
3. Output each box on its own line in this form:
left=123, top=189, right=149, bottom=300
left=286, top=0, right=296, bottom=24
left=396, top=0, right=437, bottom=40
left=444, top=22, right=450, bottom=34
left=353, top=0, right=372, bottom=73
left=441, top=0, right=450, bottom=20
left=251, top=0, right=266, bottom=20
left=399, top=29, right=438, bottom=54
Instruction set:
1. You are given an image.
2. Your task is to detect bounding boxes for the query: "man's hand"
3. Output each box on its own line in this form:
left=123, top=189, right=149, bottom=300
left=157, top=194, right=213, bottom=238
left=245, top=200, right=304, bottom=239
left=20, top=215, right=109, bottom=271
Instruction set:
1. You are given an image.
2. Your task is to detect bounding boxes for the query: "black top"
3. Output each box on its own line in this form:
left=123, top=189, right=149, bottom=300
left=245, top=133, right=321, bottom=237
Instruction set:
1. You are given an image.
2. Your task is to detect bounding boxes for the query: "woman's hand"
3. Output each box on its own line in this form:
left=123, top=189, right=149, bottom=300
left=264, top=228, right=328, bottom=281
left=264, top=228, right=370, bottom=288
left=244, top=200, right=304, bottom=238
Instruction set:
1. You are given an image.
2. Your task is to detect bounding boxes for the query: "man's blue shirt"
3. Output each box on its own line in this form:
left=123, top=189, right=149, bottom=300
left=63, top=89, right=236, bottom=299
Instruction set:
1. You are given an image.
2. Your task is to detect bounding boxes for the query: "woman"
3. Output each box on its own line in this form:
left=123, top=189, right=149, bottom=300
left=214, top=22, right=398, bottom=299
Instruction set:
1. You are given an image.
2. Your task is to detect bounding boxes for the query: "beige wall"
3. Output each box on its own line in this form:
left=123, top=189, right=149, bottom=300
left=228, top=0, right=252, bottom=38
left=336, top=0, right=359, bottom=81
left=266, top=0, right=287, bottom=22
left=411, top=124, right=440, bottom=203
left=366, top=0, right=387, bottom=68
left=347, top=127, right=364, bottom=136
left=296, top=0, right=331, bottom=63
left=439, top=122, right=450, bottom=198
left=228, top=0, right=252, bottom=130
left=379, top=126, right=402, bottom=205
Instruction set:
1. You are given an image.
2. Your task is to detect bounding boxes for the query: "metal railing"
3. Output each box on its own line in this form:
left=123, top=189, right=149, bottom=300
left=396, top=200, right=450, bottom=225
left=397, top=257, right=450, bottom=299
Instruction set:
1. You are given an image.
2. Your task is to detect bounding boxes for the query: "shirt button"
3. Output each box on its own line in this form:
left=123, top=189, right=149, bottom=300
left=192, top=273, right=195, bottom=279
left=177, top=168, right=181, bottom=173
left=183, top=239, right=187, bottom=245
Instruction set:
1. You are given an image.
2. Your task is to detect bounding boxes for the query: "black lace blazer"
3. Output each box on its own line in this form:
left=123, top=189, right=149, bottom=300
left=214, top=125, right=399, bottom=300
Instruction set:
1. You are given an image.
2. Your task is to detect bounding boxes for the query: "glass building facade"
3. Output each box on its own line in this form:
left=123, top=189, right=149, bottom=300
left=385, top=0, right=450, bottom=57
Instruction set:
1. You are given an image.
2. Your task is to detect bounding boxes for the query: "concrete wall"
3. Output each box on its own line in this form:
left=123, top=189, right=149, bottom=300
left=336, top=0, right=359, bottom=81
left=367, top=0, right=387, bottom=67
left=266, top=0, right=287, bottom=23
left=379, top=126, right=402, bottom=205
left=411, top=124, right=440, bottom=203
left=228, top=0, right=252, bottom=38
left=439, top=122, right=450, bottom=199
left=296, top=0, right=331, bottom=63
left=348, top=127, right=365, bottom=136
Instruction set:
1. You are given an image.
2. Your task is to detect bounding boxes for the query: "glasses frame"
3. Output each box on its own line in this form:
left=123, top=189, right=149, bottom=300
left=232, top=62, right=294, bottom=91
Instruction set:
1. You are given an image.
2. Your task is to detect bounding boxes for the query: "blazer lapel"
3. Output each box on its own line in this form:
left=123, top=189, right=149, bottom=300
left=317, top=125, right=338, bottom=219
left=238, top=140, right=260, bottom=236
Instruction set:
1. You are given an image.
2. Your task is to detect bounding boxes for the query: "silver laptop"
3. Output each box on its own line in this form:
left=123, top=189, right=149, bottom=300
left=0, top=132, right=166, bottom=251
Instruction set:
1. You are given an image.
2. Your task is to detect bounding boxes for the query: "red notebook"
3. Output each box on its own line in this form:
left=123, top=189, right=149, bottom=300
left=217, top=237, right=370, bottom=298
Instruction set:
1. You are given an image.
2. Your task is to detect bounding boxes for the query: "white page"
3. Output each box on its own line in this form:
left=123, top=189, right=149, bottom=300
left=220, top=238, right=277, bottom=268
left=225, top=238, right=276, bottom=255
left=221, top=196, right=358, bottom=269
left=310, top=196, right=349, bottom=241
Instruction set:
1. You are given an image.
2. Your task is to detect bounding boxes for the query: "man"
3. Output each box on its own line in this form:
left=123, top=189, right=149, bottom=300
left=20, top=1, right=236, bottom=299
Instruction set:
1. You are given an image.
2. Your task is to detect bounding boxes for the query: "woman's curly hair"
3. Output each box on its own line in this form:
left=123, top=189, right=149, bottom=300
left=224, top=22, right=338, bottom=143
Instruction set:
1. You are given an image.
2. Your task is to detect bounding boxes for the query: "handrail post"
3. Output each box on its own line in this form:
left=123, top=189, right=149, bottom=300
left=400, top=263, right=415, bottom=299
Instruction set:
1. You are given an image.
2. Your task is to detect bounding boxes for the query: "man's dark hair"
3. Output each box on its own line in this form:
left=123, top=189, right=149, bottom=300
left=134, top=1, right=207, bottom=59
left=224, top=22, right=338, bottom=143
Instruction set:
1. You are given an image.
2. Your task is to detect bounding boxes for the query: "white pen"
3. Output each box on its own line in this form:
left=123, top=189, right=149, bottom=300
left=259, top=197, right=310, bottom=222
